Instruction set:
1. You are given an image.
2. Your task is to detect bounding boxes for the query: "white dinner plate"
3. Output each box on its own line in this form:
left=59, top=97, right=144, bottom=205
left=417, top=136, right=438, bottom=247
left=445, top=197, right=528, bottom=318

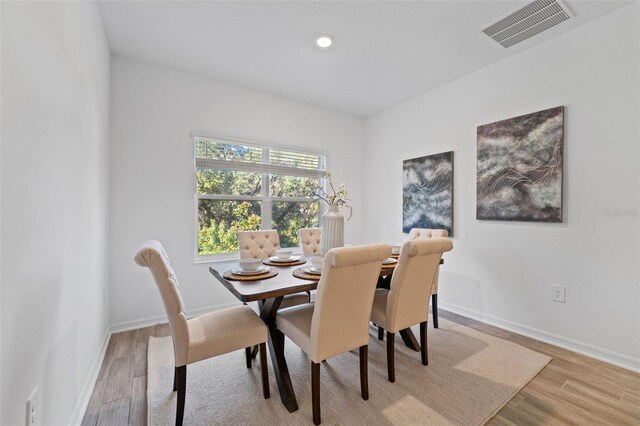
left=231, top=266, right=270, bottom=276
left=305, top=267, right=322, bottom=275
left=382, top=258, right=398, bottom=265
left=268, top=255, right=302, bottom=263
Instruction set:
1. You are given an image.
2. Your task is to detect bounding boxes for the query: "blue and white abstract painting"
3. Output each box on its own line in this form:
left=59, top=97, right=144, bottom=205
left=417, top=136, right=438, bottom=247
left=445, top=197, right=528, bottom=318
left=402, top=151, right=454, bottom=236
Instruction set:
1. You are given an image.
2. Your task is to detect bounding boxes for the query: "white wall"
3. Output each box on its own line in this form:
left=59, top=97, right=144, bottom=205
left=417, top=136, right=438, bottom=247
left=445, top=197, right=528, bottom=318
left=363, top=4, right=640, bottom=370
left=0, top=0, right=3, bottom=421
left=109, top=56, right=364, bottom=328
left=1, top=2, right=111, bottom=425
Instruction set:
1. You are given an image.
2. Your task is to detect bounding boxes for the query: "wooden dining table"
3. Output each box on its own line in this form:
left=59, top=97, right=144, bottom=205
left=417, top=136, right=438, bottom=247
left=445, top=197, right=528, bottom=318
left=208, top=256, right=444, bottom=413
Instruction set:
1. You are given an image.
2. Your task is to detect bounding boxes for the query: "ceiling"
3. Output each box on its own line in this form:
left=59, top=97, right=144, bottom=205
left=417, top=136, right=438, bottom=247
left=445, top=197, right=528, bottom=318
left=97, top=0, right=631, bottom=117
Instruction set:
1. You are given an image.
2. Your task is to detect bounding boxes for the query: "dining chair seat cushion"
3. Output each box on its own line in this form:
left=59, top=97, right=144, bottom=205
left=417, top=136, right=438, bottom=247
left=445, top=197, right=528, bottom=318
left=275, top=303, right=315, bottom=356
left=280, top=292, right=311, bottom=309
left=370, top=288, right=390, bottom=331
left=186, top=305, right=268, bottom=365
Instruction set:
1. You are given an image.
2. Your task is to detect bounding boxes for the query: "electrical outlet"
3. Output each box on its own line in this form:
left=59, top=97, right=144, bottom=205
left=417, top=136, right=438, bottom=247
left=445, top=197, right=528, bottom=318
left=552, top=285, right=566, bottom=303
left=26, top=388, right=38, bottom=426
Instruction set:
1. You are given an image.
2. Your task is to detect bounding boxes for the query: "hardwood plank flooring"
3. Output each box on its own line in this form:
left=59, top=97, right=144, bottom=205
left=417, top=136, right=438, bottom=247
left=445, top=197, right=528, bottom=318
left=80, top=379, right=106, bottom=426
left=621, top=391, right=640, bottom=406
left=103, top=356, right=134, bottom=403
left=134, top=341, right=147, bottom=378
left=82, top=311, right=640, bottom=425
left=129, top=376, right=147, bottom=426
left=96, top=397, right=130, bottom=426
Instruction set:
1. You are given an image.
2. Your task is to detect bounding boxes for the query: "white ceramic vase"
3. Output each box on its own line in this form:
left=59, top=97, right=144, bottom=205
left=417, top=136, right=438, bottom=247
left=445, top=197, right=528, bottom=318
left=321, top=204, right=344, bottom=255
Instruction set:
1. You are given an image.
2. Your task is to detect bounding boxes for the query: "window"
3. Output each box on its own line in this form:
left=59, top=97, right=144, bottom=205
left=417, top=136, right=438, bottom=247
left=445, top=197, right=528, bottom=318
left=194, top=135, right=326, bottom=258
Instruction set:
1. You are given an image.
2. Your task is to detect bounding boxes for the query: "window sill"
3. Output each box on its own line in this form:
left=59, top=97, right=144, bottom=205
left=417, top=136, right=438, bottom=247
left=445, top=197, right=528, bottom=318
left=194, top=253, right=240, bottom=264
left=194, top=249, right=303, bottom=264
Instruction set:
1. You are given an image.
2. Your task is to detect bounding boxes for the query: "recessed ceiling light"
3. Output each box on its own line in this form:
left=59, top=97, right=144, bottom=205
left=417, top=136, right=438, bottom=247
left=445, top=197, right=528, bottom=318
left=316, top=35, right=333, bottom=48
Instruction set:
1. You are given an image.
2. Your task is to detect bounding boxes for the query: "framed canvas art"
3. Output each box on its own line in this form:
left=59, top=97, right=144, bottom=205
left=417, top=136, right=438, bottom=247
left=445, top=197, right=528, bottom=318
left=477, top=106, right=564, bottom=222
left=403, top=151, right=454, bottom=235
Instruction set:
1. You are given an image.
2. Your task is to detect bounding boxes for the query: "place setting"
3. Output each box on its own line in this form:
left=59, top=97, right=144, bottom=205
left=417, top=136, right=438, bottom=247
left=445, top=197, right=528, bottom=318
left=292, top=256, right=324, bottom=281
left=381, top=256, right=398, bottom=270
left=262, top=249, right=307, bottom=267
left=222, top=258, right=278, bottom=281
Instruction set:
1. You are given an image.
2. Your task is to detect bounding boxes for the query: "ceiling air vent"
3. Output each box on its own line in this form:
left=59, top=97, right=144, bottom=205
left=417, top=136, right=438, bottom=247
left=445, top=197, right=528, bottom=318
left=482, top=0, right=572, bottom=48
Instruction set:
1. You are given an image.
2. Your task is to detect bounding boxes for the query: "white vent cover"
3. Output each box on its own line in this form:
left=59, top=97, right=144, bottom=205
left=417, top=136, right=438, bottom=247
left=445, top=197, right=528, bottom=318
left=482, top=0, right=572, bottom=48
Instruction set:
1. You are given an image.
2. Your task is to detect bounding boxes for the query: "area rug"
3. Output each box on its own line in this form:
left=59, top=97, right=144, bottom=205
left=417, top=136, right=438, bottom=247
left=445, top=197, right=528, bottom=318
left=147, top=318, right=550, bottom=425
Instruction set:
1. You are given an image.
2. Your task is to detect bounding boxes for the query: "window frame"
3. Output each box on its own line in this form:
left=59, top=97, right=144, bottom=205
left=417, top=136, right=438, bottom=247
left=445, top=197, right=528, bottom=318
left=192, top=132, right=327, bottom=263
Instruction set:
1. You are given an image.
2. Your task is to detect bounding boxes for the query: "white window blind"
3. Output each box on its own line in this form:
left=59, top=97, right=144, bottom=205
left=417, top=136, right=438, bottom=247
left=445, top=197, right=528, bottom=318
left=195, top=138, right=326, bottom=178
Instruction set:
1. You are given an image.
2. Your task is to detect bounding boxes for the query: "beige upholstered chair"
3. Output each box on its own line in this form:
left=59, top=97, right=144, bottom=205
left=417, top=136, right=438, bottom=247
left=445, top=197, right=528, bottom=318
left=237, top=229, right=281, bottom=259
left=408, top=228, right=449, bottom=328
left=298, top=227, right=322, bottom=256
left=238, top=230, right=309, bottom=308
left=408, top=228, right=448, bottom=240
left=276, top=244, right=391, bottom=425
left=134, top=240, right=270, bottom=426
left=370, top=238, right=453, bottom=382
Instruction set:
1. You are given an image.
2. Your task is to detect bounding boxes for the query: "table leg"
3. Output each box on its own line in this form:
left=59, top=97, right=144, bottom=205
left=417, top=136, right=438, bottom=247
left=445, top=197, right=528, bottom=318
left=399, top=328, right=421, bottom=352
left=258, top=298, right=299, bottom=413
left=376, top=275, right=392, bottom=289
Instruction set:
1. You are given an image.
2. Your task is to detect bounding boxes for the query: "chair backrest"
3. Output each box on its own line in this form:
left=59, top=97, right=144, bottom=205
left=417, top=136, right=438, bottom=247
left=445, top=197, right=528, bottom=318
left=386, top=238, right=453, bottom=332
left=408, top=228, right=449, bottom=294
left=408, top=228, right=449, bottom=240
left=237, top=230, right=281, bottom=259
left=134, top=240, right=189, bottom=366
left=310, top=243, right=391, bottom=362
left=298, top=228, right=321, bottom=256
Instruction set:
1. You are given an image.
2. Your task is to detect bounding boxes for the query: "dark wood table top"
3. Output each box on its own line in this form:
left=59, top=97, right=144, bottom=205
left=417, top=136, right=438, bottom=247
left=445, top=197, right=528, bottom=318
left=209, top=257, right=444, bottom=303
left=209, top=261, right=318, bottom=302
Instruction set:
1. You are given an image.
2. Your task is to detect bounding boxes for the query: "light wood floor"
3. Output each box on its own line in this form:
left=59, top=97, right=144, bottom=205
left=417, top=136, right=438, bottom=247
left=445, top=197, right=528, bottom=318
left=81, top=310, right=640, bottom=426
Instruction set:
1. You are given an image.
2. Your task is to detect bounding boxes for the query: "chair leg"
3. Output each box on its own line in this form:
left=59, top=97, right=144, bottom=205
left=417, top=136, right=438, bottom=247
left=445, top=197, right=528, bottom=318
left=312, top=361, right=321, bottom=425
left=386, top=331, right=395, bottom=383
left=245, top=347, right=252, bottom=368
left=173, top=366, right=178, bottom=391
left=420, top=321, right=428, bottom=366
left=175, top=365, right=187, bottom=426
left=377, top=326, right=384, bottom=341
left=359, top=345, right=369, bottom=400
left=259, top=342, right=270, bottom=399
left=432, top=294, right=439, bottom=329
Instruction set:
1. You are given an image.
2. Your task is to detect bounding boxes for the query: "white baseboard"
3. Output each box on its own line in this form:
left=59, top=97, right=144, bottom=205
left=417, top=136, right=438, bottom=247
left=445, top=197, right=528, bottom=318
left=439, top=301, right=640, bottom=373
left=67, top=327, right=111, bottom=426
left=110, top=302, right=240, bottom=333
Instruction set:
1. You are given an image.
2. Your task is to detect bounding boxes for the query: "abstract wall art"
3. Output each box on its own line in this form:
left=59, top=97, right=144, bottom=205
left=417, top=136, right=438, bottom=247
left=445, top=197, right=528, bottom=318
left=403, top=151, right=454, bottom=235
left=477, top=106, right=564, bottom=222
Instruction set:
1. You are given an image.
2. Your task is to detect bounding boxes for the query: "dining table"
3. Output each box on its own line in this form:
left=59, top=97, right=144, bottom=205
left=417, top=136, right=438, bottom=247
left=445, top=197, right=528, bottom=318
left=208, top=255, right=444, bottom=413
